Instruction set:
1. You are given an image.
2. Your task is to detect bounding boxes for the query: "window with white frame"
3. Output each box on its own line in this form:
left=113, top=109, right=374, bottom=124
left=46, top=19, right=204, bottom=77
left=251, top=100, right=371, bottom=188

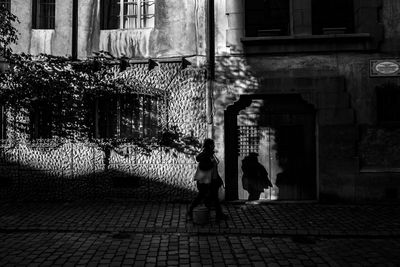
left=32, top=0, right=55, bottom=29
left=101, top=0, right=155, bottom=30
left=0, top=0, right=10, bottom=11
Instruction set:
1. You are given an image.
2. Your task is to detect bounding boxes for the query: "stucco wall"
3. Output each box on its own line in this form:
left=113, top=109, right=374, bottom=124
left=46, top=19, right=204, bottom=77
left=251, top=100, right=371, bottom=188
left=10, top=0, right=207, bottom=59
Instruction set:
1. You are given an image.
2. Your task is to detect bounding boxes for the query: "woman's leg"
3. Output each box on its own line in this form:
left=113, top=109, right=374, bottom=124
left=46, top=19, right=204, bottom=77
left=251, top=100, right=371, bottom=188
left=188, top=183, right=209, bottom=217
left=209, top=185, right=227, bottom=220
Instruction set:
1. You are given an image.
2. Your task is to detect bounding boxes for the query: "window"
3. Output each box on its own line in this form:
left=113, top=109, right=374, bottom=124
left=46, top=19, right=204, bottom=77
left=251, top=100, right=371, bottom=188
left=101, top=0, right=155, bottom=30
left=0, top=104, right=6, bottom=140
left=32, top=0, right=55, bottom=29
left=95, top=93, right=160, bottom=139
left=312, top=0, right=354, bottom=35
left=376, top=84, right=400, bottom=125
left=245, top=0, right=290, bottom=37
left=0, top=0, right=10, bottom=11
left=30, top=101, right=53, bottom=139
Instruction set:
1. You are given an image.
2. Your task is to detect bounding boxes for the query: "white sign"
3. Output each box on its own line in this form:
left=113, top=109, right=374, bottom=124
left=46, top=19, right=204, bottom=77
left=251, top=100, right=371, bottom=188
left=370, top=59, right=400, bottom=77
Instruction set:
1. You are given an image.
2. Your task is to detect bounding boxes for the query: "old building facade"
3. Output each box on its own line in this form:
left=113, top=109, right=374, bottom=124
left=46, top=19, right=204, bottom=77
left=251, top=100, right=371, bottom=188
left=214, top=0, right=400, bottom=202
left=1, top=0, right=400, bottom=202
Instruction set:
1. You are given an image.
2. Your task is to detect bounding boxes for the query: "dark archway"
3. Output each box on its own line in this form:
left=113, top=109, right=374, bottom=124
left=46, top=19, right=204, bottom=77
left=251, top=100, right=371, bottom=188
left=224, top=94, right=316, bottom=201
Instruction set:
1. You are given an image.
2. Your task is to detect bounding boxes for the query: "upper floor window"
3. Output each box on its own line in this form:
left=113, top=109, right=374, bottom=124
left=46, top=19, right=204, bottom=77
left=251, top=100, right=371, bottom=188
left=32, top=0, right=55, bottom=29
left=245, top=0, right=289, bottom=37
left=95, top=93, right=160, bottom=139
left=0, top=0, right=10, bottom=11
left=376, top=84, right=400, bottom=125
left=312, top=0, right=354, bottom=35
left=101, top=0, right=155, bottom=30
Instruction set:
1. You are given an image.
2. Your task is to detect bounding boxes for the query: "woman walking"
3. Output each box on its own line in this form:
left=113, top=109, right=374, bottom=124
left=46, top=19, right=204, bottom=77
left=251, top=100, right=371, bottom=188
left=187, top=138, right=228, bottom=221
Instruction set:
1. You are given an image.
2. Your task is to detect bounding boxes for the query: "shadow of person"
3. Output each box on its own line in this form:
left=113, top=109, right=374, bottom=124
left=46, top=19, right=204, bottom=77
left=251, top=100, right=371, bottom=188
left=242, top=153, right=273, bottom=201
left=276, top=155, right=298, bottom=200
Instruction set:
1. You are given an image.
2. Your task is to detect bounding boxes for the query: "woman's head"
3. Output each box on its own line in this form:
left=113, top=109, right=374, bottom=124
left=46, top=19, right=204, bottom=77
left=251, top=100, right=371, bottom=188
left=203, top=138, right=215, bottom=151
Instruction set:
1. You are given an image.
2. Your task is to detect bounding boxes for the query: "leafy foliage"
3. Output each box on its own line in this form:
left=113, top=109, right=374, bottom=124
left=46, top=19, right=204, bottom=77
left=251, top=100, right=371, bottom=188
left=0, top=5, right=19, bottom=56
left=0, top=53, right=202, bottom=156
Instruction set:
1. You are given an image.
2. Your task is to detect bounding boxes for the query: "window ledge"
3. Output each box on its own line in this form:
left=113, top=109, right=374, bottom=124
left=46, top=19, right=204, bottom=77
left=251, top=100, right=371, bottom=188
left=101, top=28, right=153, bottom=32
left=241, top=33, right=374, bottom=54
left=360, top=167, right=400, bottom=173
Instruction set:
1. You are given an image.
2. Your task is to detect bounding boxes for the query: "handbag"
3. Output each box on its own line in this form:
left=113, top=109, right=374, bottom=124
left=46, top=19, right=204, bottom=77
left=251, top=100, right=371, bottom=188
left=193, top=165, right=212, bottom=184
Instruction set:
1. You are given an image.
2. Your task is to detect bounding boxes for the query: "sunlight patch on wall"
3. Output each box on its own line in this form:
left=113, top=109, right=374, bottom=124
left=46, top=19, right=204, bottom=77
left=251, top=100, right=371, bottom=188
left=30, top=30, right=54, bottom=55
left=99, top=29, right=152, bottom=58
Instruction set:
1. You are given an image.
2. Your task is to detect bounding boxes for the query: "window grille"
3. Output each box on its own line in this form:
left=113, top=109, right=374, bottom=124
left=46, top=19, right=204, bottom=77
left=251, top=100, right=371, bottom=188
left=96, top=93, right=160, bottom=139
left=30, top=101, right=53, bottom=139
left=101, top=0, right=155, bottom=30
left=238, top=126, right=260, bottom=156
left=32, top=0, right=55, bottom=29
left=0, top=0, right=10, bottom=11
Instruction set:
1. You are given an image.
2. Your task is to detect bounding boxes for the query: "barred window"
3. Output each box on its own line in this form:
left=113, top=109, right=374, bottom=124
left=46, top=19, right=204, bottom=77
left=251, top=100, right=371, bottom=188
left=95, top=93, right=160, bottom=139
left=32, top=0, right=55, bottom=29
left=0, top=0, right=10, bottom=10
left=101, top=0, right=155, bottom=30
left=30, top=101, right=53, bottom=139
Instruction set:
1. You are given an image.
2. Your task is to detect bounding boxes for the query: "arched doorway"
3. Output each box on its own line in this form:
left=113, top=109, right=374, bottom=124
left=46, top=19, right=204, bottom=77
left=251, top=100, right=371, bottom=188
left=225, top=94, right=317, bottom=201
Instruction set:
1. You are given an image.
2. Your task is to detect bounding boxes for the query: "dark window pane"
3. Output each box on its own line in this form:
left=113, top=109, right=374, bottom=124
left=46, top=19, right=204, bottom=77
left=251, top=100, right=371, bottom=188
left=32, top=0, right=55, bottom=29
left=97, top=95, right=118, bottom=139
left=312, top=0, right=354, bottom=34
left=245, top=0, right=290, bottom=37
left=0, top=0, right=10, bottom=11
left=377, top=84, right=400, bottom=124
left=30, top=101, right=53, bottom=139
left=96, top=93, right=160, bottom=139
left=100, top=0, right=120, bottom=29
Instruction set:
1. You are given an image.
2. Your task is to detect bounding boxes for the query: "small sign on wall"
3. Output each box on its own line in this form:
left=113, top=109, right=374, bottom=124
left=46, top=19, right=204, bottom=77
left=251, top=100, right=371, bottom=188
left=370, top=59, right=400, bottom=77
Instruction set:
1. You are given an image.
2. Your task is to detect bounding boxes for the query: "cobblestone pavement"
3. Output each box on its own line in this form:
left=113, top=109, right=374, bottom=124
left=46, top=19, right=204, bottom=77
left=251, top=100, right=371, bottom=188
left=0, top=201, right=399, bottom=266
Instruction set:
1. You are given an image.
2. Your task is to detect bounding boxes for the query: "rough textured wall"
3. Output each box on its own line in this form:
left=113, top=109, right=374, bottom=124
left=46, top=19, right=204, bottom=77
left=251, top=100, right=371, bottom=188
left=0, top=63, right=207, bottom=201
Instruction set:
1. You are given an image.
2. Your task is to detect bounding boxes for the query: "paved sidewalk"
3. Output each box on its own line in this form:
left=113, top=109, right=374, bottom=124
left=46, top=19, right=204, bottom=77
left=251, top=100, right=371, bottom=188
left=0, top=200, right=399, bottom=266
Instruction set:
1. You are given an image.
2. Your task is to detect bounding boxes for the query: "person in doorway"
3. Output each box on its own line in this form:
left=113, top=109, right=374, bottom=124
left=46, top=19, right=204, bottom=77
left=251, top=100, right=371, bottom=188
left=187, top=138, right=228, bottom=221
left=242, top=153, right=273, bottom=201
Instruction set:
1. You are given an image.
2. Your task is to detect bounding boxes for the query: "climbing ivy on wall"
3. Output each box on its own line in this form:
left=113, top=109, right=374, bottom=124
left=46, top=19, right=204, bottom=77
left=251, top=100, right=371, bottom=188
left=0, top=53, right=201, bottom=156
left=0, top=5, right=19, bottom=56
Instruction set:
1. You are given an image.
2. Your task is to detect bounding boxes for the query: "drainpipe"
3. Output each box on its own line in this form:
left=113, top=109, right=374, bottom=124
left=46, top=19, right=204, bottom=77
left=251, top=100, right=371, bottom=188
left=72, top=0, right=78, bottom=60
left=206, top=0, right=215, bottom=138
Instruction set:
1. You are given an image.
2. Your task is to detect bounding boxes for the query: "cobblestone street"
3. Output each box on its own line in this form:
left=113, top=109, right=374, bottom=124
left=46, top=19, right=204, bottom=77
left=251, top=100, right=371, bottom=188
left=0, top=201, right=399, bottom=266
